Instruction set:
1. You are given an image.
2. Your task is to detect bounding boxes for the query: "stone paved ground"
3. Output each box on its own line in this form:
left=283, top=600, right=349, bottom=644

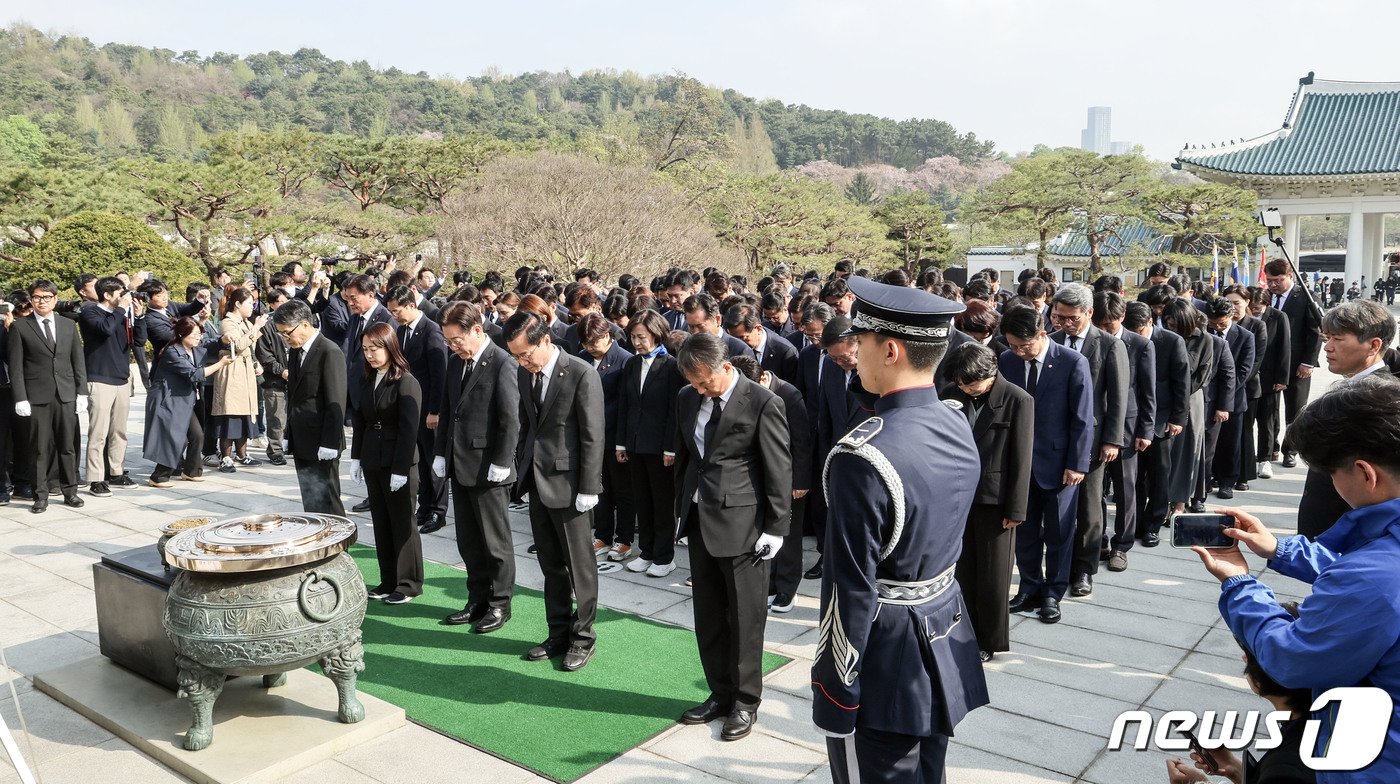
left=0, top=361, right=1347, bottom=784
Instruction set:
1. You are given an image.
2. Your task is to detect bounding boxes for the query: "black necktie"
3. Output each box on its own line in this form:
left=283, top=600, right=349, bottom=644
left=397, top=324, right=410, bottom=348
left=462, top=358, right=474, bottom=389
left=41, top=318, right=54, bottom=349
left=703, top=396, right=722, bottom=458
left=349, top=316, right=363, bottom=350
left=1068, top=335, right=1079, bottom=351
left=532, top=372, right=544, bottom=413
left=289, top=347, right=303, bottom=380
left=1027, top=358, right=1039, bottom=396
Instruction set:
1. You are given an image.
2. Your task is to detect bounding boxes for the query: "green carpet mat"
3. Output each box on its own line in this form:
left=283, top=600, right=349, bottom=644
left=338, top=545, right=791, bottom=782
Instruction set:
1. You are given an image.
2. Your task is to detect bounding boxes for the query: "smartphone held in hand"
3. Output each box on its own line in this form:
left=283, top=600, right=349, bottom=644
left=1171, top=513, right=1236, bottom=549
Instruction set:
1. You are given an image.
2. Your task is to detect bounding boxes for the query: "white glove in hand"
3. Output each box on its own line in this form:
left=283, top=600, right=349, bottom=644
left=487, top=463, right=510, bottom=483
left=317, top=446, right=338, bottom=461
left=350, top=459, right=363, bottom=484
left=575, top=493, right=599, bottom=513
left=754, top=532, right=784, bottom=560
left=14, top=401, right=31, bottom=417
left=281, top=439, right=290, bottom=453
left=75, top=395, right=88, bottom=415
left=432, top=456, right=447, bottom=479
left=389, top=474, right=407, bottom=492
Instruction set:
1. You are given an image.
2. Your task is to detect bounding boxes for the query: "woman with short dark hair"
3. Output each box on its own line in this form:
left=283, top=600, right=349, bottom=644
left=144, top=317, right=232, bottom=487
left=350, top=322, right=424, bottom=605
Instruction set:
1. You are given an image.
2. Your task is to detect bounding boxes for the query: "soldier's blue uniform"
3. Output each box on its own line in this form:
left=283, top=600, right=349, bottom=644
left=812, top=277, right=989, bottom=784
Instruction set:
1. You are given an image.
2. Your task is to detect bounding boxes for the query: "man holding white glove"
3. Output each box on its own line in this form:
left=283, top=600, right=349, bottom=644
left=271, top=299, right=348, bottom=515
left=9, top=280, right=89, bottom=514
left=672, top=333, right=792, bottom=742
left=434, top=302, right=521, bottom=634
left=505, top=311, right=604, bottom=671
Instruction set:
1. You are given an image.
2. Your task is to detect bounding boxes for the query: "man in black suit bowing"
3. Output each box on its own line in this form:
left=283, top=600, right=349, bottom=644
left=724, top=303, right=799, bottom=384
left=506, top=311, right=605, bottom=672
left=434, top=302, right=520, bottom=634
left=385, top=285, right=450, bottom=533
left=1092, top=293, right=1155, bottom=572
left=683, top=293, right=752, bottom=358
left=1048, top=283, right=1128, bottom=597
left=1263, top=259, right=1322, bottom=467
left=272, top=299, right=347, bottom=515
left=1126, top=301, right=1189, bottom=547
left=10, top=280, right=88, bottom=513
left=673, top=332, right=792, bottom=741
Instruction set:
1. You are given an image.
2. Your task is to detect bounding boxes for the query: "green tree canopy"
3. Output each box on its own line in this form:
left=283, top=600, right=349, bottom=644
left=6, top=211, right=202, bottom=293
left=873, top=191, right=951, bottom=274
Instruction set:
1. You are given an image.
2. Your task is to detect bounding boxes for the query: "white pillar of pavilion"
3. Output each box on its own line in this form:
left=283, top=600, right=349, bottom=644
left=1282, top=213, right=1301, bottom=269
left=1364, top=213, right=1387, bottom=284
left=1345, top=203, right=1366, bottom=288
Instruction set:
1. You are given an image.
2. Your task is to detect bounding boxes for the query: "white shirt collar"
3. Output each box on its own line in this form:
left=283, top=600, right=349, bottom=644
left=753, top=329, right=767, bottom=356
left=538, top=345, right=561, bottom=380
left=1352, top=360, right=1387, bottom=380
left=716, top=367, right=741, bottom=405
left=407, top=312, right=424, bottom=333
left=1031, top=339, right=1050, bottom=366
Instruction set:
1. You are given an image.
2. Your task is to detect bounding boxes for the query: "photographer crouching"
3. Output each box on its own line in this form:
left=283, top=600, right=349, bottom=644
left=1193, top=375, right=1400, bottom=783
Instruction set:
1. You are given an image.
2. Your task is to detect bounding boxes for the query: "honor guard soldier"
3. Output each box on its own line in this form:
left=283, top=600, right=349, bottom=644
left=812, top=276, right=989, bottom=784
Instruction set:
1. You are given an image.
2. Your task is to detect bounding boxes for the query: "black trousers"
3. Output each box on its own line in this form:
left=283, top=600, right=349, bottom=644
left=152, top=412, right=204, bottom=483
left=0, top=386, right=11, bottom=492
left=1240, top=396, right=1260, bottom=482
left=688, top=513, right=769, bottom=711
left=1280, top=375, right=1312, bottom=456
left=7, top=397, right=31, bottom=492
left=528, top=499, right=598, bottom=647
left=451, top=480, right=515, bottom=611
left=294, top=456, right=345, bottom=515
left=365, top=466, right=423, bottom=596
left=628, top=455, right=675, bottom=564
left=29, top=401, right=78, bottom=498
left=827, top=728, right=949, bottom=784
left=1071, top=458, right=1106, bottom=578
left=1194, top=418, right=1224, bottom=502
left=1256, top=389, right=1281, bottom=459
left=1212, top=414, right=1245, bottom=489
left=415, top=423, right=448, bottom=518
left=1136, top=434, right=1173, bottom=536
left=1104, top=449, right=1139, bottom=552
left=199, top=390, right=217, bottom=457
left=955, top=504, right=1013, bottom=653
left=595, top=453, right=636, bottom=546
left=769, top=491, right=807, bottom=599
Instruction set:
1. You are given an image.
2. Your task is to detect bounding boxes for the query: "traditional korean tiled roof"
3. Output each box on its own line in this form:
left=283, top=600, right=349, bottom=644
left=1176, top=74, right=1400, bottom=177
left=965, top=245, right=1032, bottom=256
left=1046, top=220, right=1170, bottom=258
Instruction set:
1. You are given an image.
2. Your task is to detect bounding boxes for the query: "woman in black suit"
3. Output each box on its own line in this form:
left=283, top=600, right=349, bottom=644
left=614, top=309, right=684, bottom=577
left=941, top=343, right=1033, bottom=661
left=350, top=322, right=424, bottom=605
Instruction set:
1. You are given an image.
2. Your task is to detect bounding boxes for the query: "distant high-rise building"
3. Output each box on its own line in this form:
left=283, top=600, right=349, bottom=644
left=1082, top=106, right=1111, bottom=155
left=1110, top=141, right=1132, bottom=155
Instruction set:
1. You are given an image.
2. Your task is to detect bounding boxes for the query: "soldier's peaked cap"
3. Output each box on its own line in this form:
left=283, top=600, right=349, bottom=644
left=839, top=276, right=964, bottom=343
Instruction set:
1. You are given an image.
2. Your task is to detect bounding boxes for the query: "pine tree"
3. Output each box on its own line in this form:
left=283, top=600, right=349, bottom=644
left=845, top=172, right=878, bottom=206
left=100, top=101, right=138, bottom=150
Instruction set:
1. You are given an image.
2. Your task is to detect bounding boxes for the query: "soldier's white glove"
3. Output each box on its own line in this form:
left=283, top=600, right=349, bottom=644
left=432, top=456, right=447, bottom=478
left=317, top=446, right=338, bottom=461
left=350, top=459, right=363, bottom=484
left=389, top=474, right=407, bottom=492
left=754, top=532, right=784, bottom=560
left=575, top=494, right=598, bottom=513
left=487, top=463, right=510, bottom=483
left=14, top=401, right=30, bottom=417
left=75, top=395, right=88, bottom=415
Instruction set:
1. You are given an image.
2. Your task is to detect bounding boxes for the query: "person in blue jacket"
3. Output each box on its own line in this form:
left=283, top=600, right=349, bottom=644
left=1194, top=375, right=1400, bottom=784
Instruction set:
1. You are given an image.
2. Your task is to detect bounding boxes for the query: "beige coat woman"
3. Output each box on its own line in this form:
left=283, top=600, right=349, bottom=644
left=212, top=312, right=263, bottom=416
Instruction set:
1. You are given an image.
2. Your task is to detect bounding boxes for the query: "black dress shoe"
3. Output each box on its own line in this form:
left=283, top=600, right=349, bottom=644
left=679, top=698, right=730, bottom=725
left=63, top=494, right=85, bottom=508
left=1186, top=500, right=1207, bottom=513
left=1234, top=482, right=1249, bottom=491
left=525, top=638, right=568, bottom=661
left=418, top=514, right=446, bottom=535
left=30, top=497, right=48, bottom=514
left=720, top=709, right=756, bottom=741
left=1099, top=548, right=1112, bottom=562
left=473, top=607, right=510, bottom=634
left=1216, top=488, right=1234, bottom=500
left=107, top=474, right=137, bottom=488
left=561, top=644, right=594, bottom=671
left=1038, top=597, right=1062, bottom=624
left=979, top=650, right=994, bottom=662
left=1070, top=574, right=1092, bottom=597
left=12, top=487, right=34, bottom=501
left=1142, top=531, right=1161, bottom=547
left=1008, top=592, right=1036, bottom=613
left=352, top=499, right=372, bottom=513
left=1282, top=454, right=1297, bottom=468
left=527, top=544, right=538, bottom=554
left=444, top=603, right=488, bottom=626
left=803, top=556, right=823, bottom=580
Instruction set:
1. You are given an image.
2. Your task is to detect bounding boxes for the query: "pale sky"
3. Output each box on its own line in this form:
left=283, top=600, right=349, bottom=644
left=9, top=0, right=1398, bottom=162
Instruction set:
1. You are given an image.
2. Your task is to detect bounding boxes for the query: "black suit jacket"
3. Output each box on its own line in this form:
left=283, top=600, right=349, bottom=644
left=434, top=341, right=520, bottom=487
left=815, top=359, right=863, bottom=457
left=1050, top=326, right=1129, bottom=448
left=943, top=376, right=1033, bottom=520
left=351, top=372, right=422, bottom=475
left=255, top=321, right=289, bottom=392
left=579, top=342, right=635, bottom=448
left=1147, top=326, right=1190, bottom=437
left=343, top=304, right=394, bottom=411
left=286, top=334, right=347, bottom=461
left=1275, top=285, right=1322, bottom=372
left=77, top=305, right=131, bottom=385
left=769, top=377, right=811, bottom=493
left=1203, top=333, right=1236, bottom=415
left=9, top=314, right=87, bottom=404
left=395, top=317, right=448, bottom=417
left=1219, top=323, right=1255, bottom=413
left=794, top=344, right=826, bottom=424
left=755, top=327, right=799, bottom=384
left=1257, top=306, right=1292, bottom=390
left=673, top=376, right=792, bottom=557
left=141, top=301, right=204, bottom=352
left=1238, top=314, right=1268, bottom=399
left=616, top=353, right=683, bottom=455
left=1117, top=329, right=1157, bottom=442
left=512, top=349, right=605, bottom=508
